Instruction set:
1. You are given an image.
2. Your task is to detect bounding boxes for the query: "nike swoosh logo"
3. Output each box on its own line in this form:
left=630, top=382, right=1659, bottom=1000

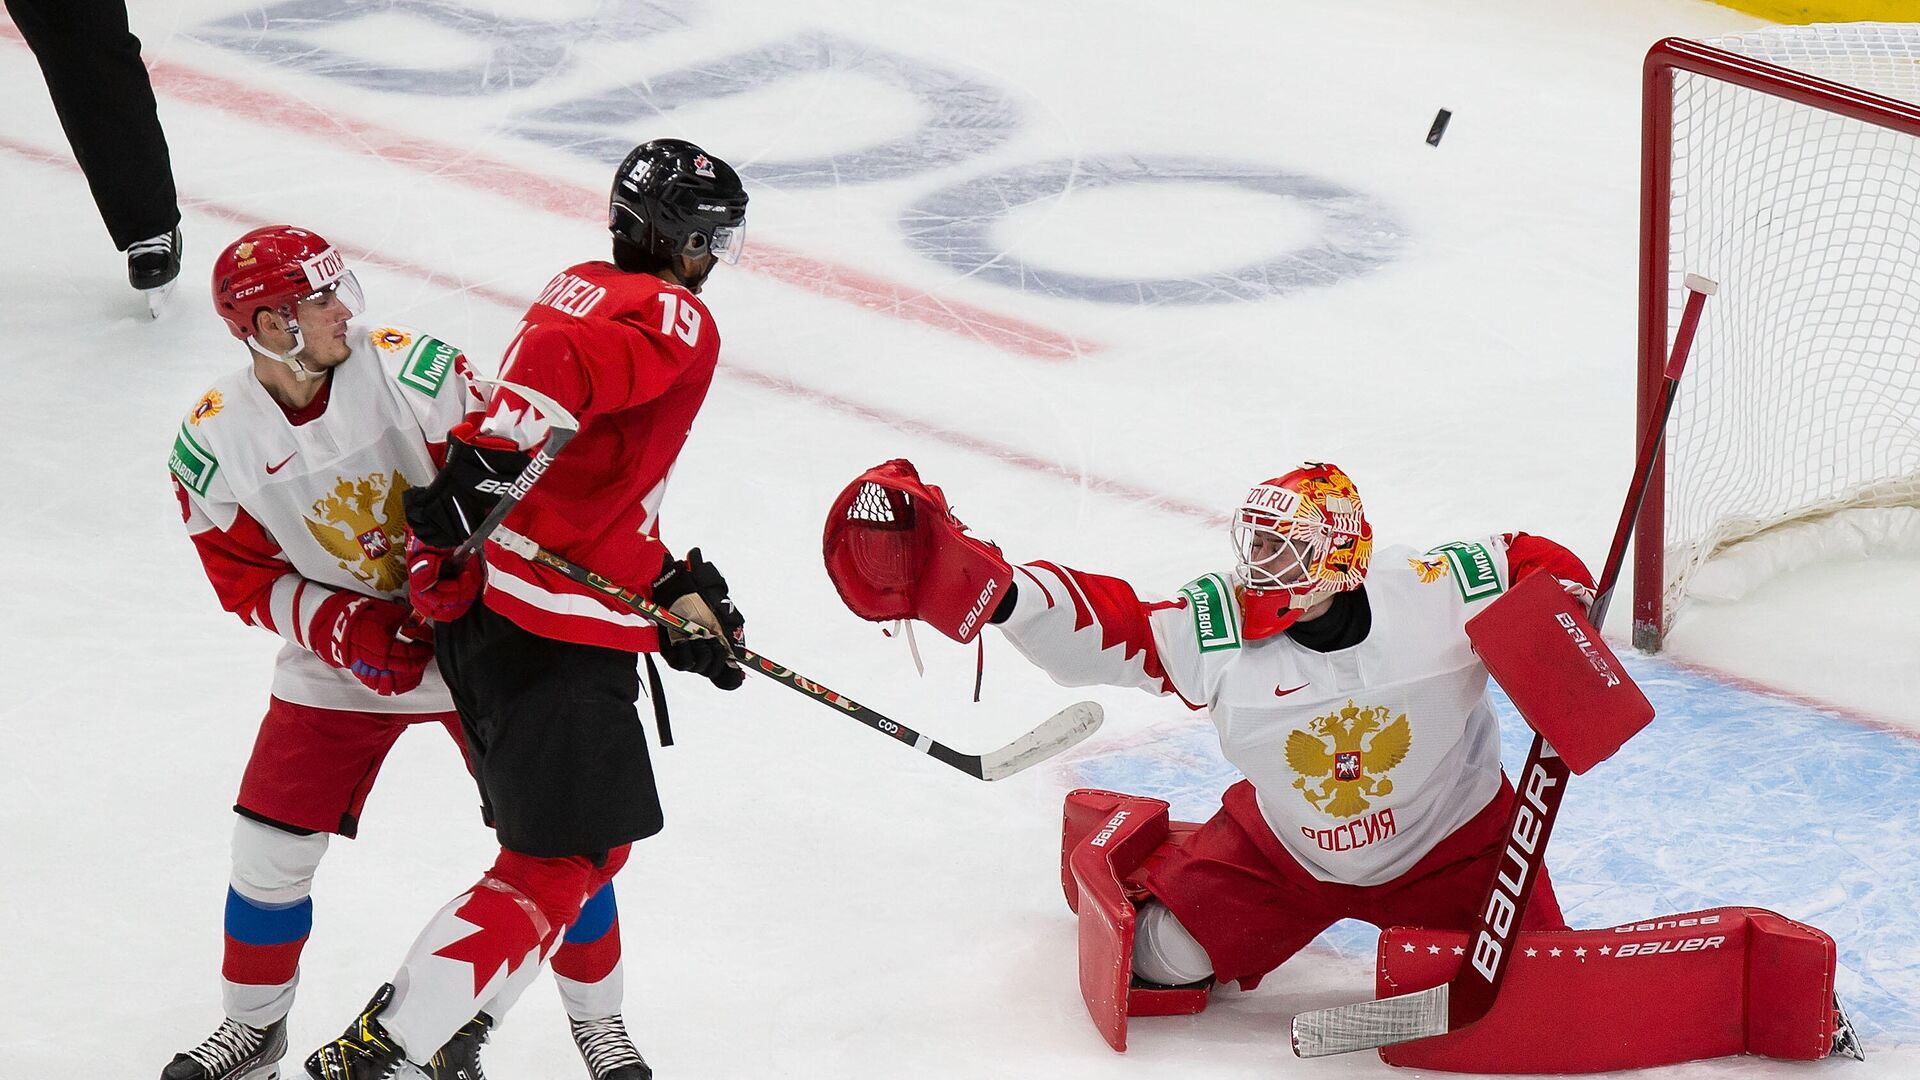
left=1274, top=684, right=1310, bottom=697
left=265, top=453, right=297, bottom=474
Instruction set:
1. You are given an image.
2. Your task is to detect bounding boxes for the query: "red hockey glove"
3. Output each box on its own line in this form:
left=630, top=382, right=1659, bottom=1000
left=400, top=422, right=531, bottom=623
left=309, top=592, right=434, bottom=696
left=822, top=459, right=1013, bottom=644
left=651, top=548, right=746, bottom=691
left=405, top=531, right=486, bottom=623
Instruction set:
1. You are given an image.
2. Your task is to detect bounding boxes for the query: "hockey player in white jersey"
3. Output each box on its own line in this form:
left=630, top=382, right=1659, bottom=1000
left=163, top=225, right=644, bottom=1080
left=823, top=460, right=1594, bottom=1035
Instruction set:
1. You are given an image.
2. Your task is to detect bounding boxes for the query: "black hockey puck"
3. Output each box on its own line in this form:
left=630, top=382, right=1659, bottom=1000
left=1426, top=108, right=1452, bottom=147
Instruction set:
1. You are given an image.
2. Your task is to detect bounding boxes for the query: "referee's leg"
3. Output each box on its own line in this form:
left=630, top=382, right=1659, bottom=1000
left=6, top=0, right=180, bottom=249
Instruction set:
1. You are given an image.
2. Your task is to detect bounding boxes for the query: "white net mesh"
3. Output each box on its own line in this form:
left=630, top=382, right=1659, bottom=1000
left=1659, top=23, right=1920, bottom=634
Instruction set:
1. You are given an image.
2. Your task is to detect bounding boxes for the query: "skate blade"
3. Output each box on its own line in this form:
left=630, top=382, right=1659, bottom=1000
left=144, top=278, right=178, bottom=318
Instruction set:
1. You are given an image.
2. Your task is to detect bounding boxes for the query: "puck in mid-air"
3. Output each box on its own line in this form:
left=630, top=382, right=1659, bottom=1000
left=1426, top=108, right=1452, bottom=147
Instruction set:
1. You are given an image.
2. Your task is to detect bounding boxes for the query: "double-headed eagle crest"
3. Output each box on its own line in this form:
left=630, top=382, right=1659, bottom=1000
left=1286, top=700, right=1412, bottom=818
left=303, top=470, right=412, bottom=593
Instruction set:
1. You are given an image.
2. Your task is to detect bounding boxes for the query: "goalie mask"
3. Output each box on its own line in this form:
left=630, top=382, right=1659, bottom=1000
left=1231, top=463, right=1373, bottom=640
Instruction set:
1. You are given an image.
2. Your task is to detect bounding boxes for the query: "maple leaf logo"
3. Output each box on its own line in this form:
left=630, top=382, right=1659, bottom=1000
left=432, top=885, right=541, bottom=997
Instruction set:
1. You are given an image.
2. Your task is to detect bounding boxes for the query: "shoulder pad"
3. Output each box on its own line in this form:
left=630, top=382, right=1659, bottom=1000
left=368, top=325, right=462, bottom=398
left=1419, top=539, right=1508, bottom=604
left=1177, top=572, right=1244, bottom=653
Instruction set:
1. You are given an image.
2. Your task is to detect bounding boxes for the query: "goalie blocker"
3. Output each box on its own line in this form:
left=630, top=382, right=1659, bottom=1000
left=1060, top=791, right=1861, bottom=1070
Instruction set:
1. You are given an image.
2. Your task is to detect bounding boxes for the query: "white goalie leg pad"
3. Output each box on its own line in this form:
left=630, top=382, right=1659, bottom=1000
left=1132, top=902, right=1214, bottom=987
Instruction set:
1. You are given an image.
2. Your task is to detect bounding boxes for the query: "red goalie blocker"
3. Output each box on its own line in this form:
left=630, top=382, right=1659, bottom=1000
left=822, top=459, right=1014, bottom=644
left=1377, top=908, right=1845, bottom=1072
left=1465, top=571, right=1654, bottom=775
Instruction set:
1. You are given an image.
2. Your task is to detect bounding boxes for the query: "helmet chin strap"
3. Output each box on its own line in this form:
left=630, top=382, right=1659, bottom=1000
left=246, top=324, right=327, bottom=382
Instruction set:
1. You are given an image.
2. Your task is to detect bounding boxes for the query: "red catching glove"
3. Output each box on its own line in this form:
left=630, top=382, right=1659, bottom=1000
left=822, top=459, right=1013, bottom=644
left=309, top=592, right=434, bottom=696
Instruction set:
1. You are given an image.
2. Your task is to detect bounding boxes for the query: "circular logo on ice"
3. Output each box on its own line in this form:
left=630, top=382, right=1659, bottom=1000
left=903, top=156, right=1405, bottom=304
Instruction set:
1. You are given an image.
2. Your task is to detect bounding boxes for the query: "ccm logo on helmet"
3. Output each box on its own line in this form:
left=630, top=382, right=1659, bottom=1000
left=1554, top=612, right=1621, bottom=688
left=1088, top=810, right=1131, bottom=847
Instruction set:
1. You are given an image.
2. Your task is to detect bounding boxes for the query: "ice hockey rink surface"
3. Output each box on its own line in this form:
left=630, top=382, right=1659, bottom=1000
left=3, top=1, right=1917, bottom=1076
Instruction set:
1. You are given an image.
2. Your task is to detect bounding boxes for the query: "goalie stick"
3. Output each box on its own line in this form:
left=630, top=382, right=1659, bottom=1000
left=489, top=525, right=1105, bottom=781
left=1290, top=273, right=1718, bottom=1058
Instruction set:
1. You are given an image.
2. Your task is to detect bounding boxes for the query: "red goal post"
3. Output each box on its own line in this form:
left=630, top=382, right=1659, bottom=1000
left=1635, top=25, right=1920, bottom=652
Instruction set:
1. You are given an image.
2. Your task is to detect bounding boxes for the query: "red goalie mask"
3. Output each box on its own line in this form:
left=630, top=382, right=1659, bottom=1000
left=1231, top=463, right=1373, bottom=640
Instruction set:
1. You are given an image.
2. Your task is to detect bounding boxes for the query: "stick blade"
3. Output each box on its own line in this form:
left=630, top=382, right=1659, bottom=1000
left=1290, top=984, right=1449, bottom=1058
left=977, top=701, right=1103, bottom=781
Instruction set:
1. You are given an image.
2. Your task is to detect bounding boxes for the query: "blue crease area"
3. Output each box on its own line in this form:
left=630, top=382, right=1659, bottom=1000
left=1061, top=653, right=1919, bottom=1048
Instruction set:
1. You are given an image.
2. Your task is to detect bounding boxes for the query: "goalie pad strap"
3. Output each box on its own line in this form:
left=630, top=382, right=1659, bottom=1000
left=1377, top=906, right=1841, bottom=1073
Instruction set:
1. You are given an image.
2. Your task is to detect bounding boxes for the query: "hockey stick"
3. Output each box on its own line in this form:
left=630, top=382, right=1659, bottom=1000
left=398, top=379, right=578, bottom=642
left=489, top=525, right=1105, bottom=780
left=1290, top=273, right=1718, bottom=1058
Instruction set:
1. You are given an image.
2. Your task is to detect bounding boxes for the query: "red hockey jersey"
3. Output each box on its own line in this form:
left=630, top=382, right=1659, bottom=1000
left=477, top=261, right=723, bottom=651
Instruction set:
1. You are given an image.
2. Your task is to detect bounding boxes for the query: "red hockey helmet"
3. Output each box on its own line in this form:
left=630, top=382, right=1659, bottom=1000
left=211, top=225, right=363, bottom=342
left=1231, top=463, right=1373, bottom=639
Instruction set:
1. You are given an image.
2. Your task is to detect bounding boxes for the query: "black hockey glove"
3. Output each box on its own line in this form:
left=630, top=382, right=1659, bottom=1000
left=651, top=548, right=746, bottom=691
left=402, top=423, right=533, bottom=547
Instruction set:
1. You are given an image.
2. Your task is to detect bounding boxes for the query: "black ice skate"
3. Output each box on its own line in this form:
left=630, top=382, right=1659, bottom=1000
left=161, top=1015, right=287, bottom=1080
left=1831, top=993, right=1865, bottom=1061
left=422, top=1011, right=493, bottom=1080
left=304, top=984, right=414, bottom=1080
left=568, top=1014, right=652, bottom=1080
left=128, top=225, right=182, bottom=316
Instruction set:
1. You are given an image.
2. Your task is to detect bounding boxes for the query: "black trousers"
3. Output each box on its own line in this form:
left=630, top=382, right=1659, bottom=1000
left=7, top=0, right=178, bottom=249
left=436, top=601, right=665, bottom=859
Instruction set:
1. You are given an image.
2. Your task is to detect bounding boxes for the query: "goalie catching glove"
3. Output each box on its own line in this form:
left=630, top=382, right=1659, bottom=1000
left=823, top=458, right=1013, bottom=644
left=401, top=421, right=531, bottom=622
left=651, top=548, right=747, bottom=690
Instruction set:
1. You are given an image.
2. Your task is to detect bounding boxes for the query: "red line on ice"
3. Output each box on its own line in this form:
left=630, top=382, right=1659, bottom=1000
left=0, top=132, right=1217, bottom=528
left=0, top=26, right=1096, bottom=362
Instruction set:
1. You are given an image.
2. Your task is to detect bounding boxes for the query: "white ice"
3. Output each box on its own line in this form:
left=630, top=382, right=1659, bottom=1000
left=2, top=1, right=1914, bottom=1077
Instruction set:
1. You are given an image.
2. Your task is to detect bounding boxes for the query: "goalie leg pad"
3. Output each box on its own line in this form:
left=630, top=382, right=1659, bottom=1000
left=1060, top=790, right=1210, bottom=1051
left=1377, top=906, right=1844, bottom=1073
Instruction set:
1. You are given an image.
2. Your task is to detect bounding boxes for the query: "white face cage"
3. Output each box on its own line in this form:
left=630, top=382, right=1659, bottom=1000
left=1231, top=513, right=1331, bottom=593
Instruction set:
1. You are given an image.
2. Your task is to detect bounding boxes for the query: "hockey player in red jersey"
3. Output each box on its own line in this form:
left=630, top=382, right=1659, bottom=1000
left=304, top=140, right=749, bottom=1080
left=165, top=226, right=646, bottom=1080
left=824, top=462, right=1591, bottom=1037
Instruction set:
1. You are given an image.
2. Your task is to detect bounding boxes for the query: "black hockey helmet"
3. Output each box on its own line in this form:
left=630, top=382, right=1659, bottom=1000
left=609, top=139, right=748, bottom=278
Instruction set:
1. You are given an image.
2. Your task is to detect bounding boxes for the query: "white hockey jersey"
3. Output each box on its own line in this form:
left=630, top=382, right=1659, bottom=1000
left=997, top=534, right=1591, bottom=886
left=169, top=324, right=482, bottom=713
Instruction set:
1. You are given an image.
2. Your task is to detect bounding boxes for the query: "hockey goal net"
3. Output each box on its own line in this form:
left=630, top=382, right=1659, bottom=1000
left=1634, top=23, right=1920, bottom=651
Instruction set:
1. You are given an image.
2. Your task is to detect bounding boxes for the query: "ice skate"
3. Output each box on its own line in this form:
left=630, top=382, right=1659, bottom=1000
left=129, top=225, right=182, bottom=316
left=422, top=1011, right=493, bottom=1080
left=161, top=1015, right=286, bottom=1080
left=569, top=1014, right=652, bottom=1080
left=304, top=984, right=417, bottom=1080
